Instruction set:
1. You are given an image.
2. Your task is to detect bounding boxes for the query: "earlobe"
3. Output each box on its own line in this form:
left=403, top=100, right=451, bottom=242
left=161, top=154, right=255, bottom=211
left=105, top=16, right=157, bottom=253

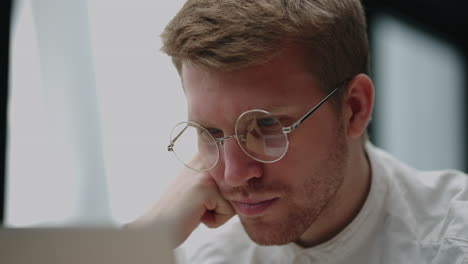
left=344, top=74, right=374, bottom=139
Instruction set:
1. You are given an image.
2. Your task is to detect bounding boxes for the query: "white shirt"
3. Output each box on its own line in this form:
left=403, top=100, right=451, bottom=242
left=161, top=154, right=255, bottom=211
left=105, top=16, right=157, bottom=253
left=179, top=144, right=468, bottom=263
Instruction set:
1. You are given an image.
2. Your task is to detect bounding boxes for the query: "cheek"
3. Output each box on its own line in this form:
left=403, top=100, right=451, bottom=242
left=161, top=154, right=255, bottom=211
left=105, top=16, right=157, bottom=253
left=262, top=157, right=306, bottom=188
left=268, top=137, right=332, bottom=187
left=284, top=122, right=338, bottom=164
left=207, top=161, right=226, bottom=184
left=280, top=139, right=321, bottom=169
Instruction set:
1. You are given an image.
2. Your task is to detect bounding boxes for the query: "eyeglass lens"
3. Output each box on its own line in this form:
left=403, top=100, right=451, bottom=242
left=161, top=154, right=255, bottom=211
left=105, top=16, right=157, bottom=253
left=169, top=111, right=288, bottom=171
left=170, top=122, right=219, bottom=171
left=235, top=110, right=288, bottom=162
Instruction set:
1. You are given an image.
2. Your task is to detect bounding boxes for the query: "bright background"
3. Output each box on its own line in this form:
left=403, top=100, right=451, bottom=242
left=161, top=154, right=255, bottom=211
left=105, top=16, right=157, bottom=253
left=7, top=0, right=188, bottom=226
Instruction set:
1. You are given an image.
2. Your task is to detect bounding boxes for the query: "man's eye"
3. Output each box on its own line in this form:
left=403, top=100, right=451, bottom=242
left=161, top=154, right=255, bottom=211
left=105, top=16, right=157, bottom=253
left=257, top=117, right=278, bottom=127
left=207, top=128, right=223, bottom=137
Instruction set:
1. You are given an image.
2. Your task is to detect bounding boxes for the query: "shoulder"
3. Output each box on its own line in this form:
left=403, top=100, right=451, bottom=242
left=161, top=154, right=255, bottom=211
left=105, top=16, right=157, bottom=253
left=368, top=144, right=468, bottom=227
left=368, top=144, right=468, bottom=260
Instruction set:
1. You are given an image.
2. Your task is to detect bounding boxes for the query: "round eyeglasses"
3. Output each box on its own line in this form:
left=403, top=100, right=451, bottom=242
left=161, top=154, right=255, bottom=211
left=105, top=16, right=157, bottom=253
left=168, top=82, right=345, bottom=172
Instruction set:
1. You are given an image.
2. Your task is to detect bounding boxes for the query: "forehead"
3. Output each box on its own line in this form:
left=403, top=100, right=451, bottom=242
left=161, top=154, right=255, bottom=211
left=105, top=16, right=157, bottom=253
left=181, top=48, right=321, bottom=125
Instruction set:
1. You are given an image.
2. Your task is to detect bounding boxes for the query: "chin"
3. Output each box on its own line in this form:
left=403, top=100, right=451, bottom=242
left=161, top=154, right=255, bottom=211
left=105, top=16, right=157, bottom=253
left=239, top=215, right=311, bottom=246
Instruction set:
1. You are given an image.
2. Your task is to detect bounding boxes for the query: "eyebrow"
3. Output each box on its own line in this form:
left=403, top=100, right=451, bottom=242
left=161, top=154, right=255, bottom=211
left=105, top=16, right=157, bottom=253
left=264, top=105, right=300, bottom=116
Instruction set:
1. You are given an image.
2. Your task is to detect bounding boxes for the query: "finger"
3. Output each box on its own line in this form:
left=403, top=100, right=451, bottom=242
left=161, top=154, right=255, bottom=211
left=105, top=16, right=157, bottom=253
left=201, top=210, right=234, bottom=228
left=201, top=197, right=235, bottom=228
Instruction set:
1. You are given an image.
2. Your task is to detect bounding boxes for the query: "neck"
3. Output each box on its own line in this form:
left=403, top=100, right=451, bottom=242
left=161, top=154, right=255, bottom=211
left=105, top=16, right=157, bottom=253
left=296, top=140, right=371, bottom=247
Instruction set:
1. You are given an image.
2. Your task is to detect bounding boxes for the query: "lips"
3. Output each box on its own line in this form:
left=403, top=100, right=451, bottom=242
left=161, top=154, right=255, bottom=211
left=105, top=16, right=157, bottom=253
left=232, top=198, right=277, bottom=217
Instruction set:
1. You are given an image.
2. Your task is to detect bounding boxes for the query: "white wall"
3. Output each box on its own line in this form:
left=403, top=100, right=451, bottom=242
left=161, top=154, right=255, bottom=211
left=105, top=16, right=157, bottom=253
left=372, top=14, right=465, bottom=171
left=86, top=0, right=188, bottom=225
left=7, top=0, right=189, bottom=226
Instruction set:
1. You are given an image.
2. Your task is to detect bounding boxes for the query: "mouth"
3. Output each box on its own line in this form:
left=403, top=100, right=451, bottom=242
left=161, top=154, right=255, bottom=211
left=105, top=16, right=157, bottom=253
left=231, top=198, right=278, bottom=217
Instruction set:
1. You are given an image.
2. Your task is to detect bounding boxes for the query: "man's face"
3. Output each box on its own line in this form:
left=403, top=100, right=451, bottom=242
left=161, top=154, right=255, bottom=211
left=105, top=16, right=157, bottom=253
left=182, top=48, right=349, bottom=245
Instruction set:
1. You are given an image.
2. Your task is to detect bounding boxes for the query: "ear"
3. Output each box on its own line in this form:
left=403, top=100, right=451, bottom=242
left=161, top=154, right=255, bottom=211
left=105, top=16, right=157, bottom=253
left=342, top=74, right=374, bottom=139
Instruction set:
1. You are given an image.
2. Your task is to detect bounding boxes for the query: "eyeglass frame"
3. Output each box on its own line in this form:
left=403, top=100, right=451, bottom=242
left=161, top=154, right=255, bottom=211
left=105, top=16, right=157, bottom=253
left=168, top=79, right=349, bottom=171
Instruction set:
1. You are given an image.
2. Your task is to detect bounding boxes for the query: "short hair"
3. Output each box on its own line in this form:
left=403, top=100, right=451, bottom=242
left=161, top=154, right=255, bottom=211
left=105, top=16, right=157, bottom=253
left=161, top=0, right=369, bottom=98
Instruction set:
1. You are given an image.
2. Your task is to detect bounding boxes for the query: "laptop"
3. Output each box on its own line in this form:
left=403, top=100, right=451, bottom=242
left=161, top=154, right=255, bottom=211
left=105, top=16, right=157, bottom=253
left=0, top=226, right=175, bottom=264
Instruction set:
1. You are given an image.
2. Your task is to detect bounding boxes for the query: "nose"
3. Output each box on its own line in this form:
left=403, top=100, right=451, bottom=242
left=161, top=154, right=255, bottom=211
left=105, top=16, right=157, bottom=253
left=220, top=136, right=263, bottom=187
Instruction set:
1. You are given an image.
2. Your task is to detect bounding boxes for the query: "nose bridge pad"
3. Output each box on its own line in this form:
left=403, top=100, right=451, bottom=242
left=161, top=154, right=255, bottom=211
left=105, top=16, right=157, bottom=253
left=238, top=134, right=247, bottom=143
left=217, top=134, right=238, bottom=146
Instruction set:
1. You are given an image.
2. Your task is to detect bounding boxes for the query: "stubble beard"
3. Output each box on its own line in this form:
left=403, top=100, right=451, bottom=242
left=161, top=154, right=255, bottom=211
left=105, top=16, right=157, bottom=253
left=239, top=127, right=349, bottom=246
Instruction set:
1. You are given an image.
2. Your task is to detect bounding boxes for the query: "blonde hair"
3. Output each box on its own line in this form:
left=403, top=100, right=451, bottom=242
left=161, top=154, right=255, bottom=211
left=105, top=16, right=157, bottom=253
left=161, top=0, right=369, bottom=96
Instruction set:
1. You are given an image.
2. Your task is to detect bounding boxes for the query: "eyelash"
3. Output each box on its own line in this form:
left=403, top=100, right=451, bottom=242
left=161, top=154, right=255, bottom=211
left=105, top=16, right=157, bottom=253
left=207, top=128, right=223, bottom=137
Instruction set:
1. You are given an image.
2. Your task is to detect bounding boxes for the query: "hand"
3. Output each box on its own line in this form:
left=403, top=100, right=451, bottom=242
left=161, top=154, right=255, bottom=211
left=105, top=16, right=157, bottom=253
left=125, top=167, right=235, bottom=248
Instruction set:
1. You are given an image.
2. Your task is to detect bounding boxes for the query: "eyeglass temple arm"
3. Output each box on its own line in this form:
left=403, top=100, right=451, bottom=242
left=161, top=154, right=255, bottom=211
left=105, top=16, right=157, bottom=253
left=168, top=124, right=189, bottom=151
left=282, top=84, right=342, bottom=134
